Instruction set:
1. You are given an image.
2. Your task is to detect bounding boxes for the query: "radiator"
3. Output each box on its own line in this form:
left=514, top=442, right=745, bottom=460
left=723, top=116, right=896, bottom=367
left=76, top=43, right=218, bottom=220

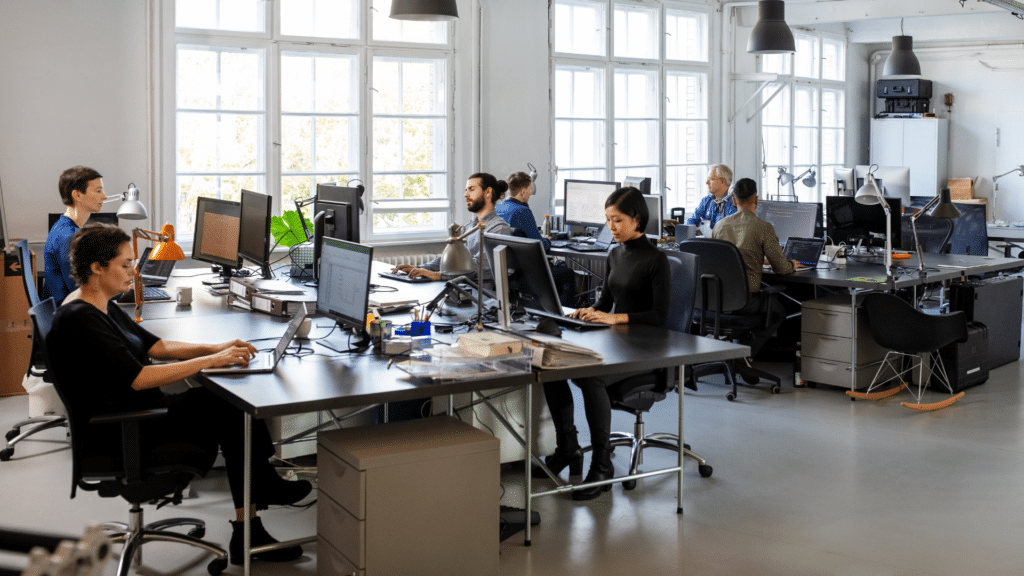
left=376, top=253, right=440, bottom=267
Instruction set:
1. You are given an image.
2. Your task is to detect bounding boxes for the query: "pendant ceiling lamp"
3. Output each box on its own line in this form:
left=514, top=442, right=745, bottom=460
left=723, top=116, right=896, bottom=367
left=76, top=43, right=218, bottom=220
left=747, top=1, right=796, bottom=54
left=389, top=0, right=459, bottom=21
left=882, top=19, right=921, bottom=77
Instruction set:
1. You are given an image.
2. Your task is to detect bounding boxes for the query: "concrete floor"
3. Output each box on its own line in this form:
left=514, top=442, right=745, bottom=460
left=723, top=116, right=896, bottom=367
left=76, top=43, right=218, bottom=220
left=2, top=360, right=1023, bottom=576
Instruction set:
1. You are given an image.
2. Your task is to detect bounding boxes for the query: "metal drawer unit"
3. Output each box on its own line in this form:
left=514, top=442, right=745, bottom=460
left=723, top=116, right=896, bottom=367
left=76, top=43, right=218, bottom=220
left=317, top=416, right=499, bottom=576
left=802, top=294, right=888, bottom=390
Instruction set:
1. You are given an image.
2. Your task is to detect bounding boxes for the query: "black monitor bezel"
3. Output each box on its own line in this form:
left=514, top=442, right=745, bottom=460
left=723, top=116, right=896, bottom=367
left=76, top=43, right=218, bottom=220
left=755, top=199, right=822, bottom=244
left=237, top=189, right=273, bottom=271
left=482, top=233, right=563, bottom=317
left=825, top=196, right=902, bottom=248
left=563, top=179, right=620, bottom=228
left=191, top=196, right=242, bottom=271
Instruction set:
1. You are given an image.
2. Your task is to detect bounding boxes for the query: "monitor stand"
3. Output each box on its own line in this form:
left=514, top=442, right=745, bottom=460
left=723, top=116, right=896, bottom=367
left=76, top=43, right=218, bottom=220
left=202, top=265, right=237, bottom=285
left=317, top=324, right=371, bottom=353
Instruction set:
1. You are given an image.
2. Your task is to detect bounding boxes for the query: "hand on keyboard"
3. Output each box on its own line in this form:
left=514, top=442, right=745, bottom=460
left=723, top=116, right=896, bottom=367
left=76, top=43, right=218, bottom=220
left=567, top=307, right=617, bottom=325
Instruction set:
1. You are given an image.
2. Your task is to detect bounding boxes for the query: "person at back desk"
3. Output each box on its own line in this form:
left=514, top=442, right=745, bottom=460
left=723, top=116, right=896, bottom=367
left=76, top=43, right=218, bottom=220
left=539, top=187, right=669, bottom=501
left=711, top=177, right=800, bottom=352
left=686, top=164, right=737, bottom=233
left=42, top=166, right=106, bottom=305
left=392, top=172, right=511, bottom=283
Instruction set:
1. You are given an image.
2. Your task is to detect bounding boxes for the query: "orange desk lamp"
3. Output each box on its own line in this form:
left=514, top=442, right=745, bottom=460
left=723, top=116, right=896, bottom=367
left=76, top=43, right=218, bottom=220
left=132, top=224, right=185, bottom=322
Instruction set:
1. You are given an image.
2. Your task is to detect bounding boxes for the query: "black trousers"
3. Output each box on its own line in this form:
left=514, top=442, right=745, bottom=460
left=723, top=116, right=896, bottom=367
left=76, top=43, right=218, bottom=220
left=734, top=292, right=786, bottom=356
left=542, top=370, right=651, bottom=453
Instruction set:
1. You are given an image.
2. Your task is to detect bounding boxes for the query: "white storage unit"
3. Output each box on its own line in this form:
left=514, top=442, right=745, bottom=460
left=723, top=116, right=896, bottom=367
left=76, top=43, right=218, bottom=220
left=870, top=118, right=949, bottom=198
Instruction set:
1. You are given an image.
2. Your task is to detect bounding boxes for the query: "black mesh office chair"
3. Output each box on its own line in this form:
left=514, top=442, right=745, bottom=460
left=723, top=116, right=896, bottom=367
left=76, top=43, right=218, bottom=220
left=900, top=215, right=953, bottom=254
left=29, top=299, right=228, bottom=576
left=601, top=251, right=712, bottom=488
left=676, top=239, right=785, bottom=401
left=1, top=240, right=68, bottom=461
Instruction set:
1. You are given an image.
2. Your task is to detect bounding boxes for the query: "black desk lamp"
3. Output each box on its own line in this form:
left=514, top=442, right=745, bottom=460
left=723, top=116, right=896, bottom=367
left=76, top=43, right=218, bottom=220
left=910, top=188, right=961, bottom=276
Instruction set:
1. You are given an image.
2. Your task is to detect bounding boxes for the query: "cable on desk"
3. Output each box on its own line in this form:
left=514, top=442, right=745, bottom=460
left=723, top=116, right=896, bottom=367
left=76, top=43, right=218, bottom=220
left=369, top=284, right=398, bottom=293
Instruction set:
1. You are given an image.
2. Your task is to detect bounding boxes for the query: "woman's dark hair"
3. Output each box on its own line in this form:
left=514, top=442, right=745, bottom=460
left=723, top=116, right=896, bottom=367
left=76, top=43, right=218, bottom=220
left=469, top=172, right=509, bottom=204
left=507, top=172, right=532, bottom=197
left=58, top=166, right=103, bottom=207
left=604, top=186, right=649, bottom=233
left=730, top=177, right=758, bottom=202
left=69, top=223, right=131, bottom=285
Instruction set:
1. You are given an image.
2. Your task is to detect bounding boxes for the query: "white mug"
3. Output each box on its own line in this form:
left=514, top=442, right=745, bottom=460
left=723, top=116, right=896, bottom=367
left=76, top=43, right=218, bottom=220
left=176, top=286, right=193, bottom=306
left=296, top=317, right=312, bottom=339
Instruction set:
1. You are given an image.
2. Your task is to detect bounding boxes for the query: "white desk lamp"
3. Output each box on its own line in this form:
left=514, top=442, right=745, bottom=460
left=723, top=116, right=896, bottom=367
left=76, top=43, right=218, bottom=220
left=779, top=168, right=817, bottom=200
left=854, top=165, right=893, bottom=279
left=103, top=183, right=149, bottom=220
left=425, top=222, right=486, bottom=330
left=992, top=165, right=1024, bottom=224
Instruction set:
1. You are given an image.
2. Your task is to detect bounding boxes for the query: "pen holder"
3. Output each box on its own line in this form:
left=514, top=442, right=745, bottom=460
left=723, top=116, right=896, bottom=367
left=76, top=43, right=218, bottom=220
left=396, top=321, right=430, bottom=337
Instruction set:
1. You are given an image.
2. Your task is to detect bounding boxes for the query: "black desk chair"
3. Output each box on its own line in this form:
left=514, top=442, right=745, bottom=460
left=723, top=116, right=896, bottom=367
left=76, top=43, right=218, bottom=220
left=849, top=292, right=969, bottom=410
left=602, top=251, right=712, bottom=488
left=900, top=214, right=953, bottom=254
left=29, top=299, right=228, bottom=576
left=676, top=239, right=784, bottom=401
left=1, top=240, right=68, bottom=462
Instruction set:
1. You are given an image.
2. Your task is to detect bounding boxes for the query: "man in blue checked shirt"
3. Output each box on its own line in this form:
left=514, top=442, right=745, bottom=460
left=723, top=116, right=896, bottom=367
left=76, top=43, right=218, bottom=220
left=686, top=164, right=737, bottom=233
left=495, top=171, right=550, bottom=251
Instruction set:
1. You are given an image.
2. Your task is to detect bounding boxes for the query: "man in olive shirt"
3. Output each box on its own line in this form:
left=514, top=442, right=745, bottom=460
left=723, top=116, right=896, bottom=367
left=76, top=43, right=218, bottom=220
left=712, top=177, right=801, bottom=353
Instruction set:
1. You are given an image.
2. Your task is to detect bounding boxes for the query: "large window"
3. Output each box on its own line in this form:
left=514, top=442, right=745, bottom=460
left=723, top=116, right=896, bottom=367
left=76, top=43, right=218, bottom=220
left=552, top=1, right=711, bottom=211
left=760, top=33, right=846, bottom=203
left=173, top=0, right=454, bottom=242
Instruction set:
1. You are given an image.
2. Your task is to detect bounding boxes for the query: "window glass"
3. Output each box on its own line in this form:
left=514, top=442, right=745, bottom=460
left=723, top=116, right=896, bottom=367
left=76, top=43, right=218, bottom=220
left=554, top=0, right=607, bottom=56
left=176, top=0, right=266, bottom=32
left=822, top=38, right=845, bottom=81
left=794, top=35, right=820, bottom=79
left=281, top=0, right=359, bottom=39
left=372, top=0, right=448, bottom=44
left=613, top=3, right=659, bottom=60
left=665, top=9, right=708, bottom=62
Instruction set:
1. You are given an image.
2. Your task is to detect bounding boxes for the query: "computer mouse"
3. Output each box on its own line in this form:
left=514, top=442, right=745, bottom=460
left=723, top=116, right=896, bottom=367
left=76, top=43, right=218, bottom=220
left=534, top=317, right=562, bottom=337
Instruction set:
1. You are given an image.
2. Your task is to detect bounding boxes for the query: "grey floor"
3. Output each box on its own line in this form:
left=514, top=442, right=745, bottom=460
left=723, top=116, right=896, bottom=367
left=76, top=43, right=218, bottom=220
left=3, top=360, right=1024, bottom=576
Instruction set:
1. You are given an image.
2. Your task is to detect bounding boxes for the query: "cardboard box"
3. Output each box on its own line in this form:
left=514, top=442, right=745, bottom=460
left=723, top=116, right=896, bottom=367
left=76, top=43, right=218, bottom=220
left=1, top=250, right=35, bottom=397
left=948, top=178, right=974, bottom=200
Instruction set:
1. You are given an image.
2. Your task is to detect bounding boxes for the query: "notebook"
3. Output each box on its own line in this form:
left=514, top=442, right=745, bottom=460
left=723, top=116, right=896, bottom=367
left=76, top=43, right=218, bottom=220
left=202, top=306, right=307, bottom=375
left=783, top=237, right=826, bottom=267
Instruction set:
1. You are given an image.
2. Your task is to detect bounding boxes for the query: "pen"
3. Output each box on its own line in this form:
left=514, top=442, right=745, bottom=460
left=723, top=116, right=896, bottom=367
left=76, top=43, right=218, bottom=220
left=387, top=358, right=394, bottom=369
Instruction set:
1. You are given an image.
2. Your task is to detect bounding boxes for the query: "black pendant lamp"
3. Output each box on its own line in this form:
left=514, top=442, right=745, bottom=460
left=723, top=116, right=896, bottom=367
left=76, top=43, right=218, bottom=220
left=390, top=0, right=459, bottom=21
left=747, top=1, right=796, bottom=54
left=882, top=20, right=921, bottom=76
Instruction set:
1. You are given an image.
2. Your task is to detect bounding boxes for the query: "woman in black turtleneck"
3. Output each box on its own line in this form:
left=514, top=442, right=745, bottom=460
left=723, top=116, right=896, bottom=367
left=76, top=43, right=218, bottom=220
left=539, top=187, right=670, bottom=501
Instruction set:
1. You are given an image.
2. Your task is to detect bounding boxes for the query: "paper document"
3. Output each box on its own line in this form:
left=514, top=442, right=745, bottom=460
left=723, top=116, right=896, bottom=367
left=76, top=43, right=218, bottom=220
left=523, top=333, right=604, bottom=369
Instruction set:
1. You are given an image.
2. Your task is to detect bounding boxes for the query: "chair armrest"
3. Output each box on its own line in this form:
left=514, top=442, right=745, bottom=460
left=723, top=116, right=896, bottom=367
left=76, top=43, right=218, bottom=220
left=89, top=408, right=168, bottom=425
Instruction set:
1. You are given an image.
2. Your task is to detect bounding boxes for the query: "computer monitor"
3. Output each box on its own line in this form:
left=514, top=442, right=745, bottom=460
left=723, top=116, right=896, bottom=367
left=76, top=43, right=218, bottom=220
left=48, top=212, right=119, bottom=231
left=312, top=183, right=363, bottom=283
left=238, top=189, right=273, bottom=279
left=482, top=233, right=563, bottom=318
left=855, top=165, right=911, bottom=204
left=192, top=196, right=241, bottom=284
left=825, top=196, right=902, bottom=249
left=564, top=179, right=620, bottom=228
left=623, top=176, right=652, bottom=195
left=642, top=194, right=663, bottom=239
left=833, top=167, right=855, bottom=196
left=756, top=200, right=822, bottom=245
left=316, top=237, right=373, bottom=348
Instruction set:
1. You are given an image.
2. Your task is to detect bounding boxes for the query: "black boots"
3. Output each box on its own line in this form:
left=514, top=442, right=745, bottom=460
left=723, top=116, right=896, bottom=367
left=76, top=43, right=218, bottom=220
left=229, top=517, right=303, bottom=565
left=572, top=448, right=614, bottom=501
left=532, top=426, right=584, bottom=479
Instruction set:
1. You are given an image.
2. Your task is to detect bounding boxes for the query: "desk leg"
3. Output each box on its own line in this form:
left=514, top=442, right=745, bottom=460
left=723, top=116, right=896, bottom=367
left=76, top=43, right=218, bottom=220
left=243, top=414, right=252, bottom=576
left=850, top=290, right=858, bottom=393
left=677, top=364, right=685, bottom=514
left=524, top=382, right=533, bottom=546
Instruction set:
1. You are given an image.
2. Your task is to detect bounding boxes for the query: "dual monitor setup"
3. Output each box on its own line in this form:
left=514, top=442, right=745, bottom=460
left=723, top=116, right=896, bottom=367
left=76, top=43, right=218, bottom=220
left=563, top=178, right=663, bottom=240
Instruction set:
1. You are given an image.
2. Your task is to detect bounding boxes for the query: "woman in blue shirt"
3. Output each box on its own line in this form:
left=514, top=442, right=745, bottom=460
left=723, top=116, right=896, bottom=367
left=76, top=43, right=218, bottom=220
left=42, top=166, right=106, bottom=304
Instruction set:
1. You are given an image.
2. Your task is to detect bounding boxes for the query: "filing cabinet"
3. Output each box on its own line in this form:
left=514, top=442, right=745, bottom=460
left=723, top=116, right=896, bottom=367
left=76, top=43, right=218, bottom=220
left=801, top=294, right=888, bottom=390
left=317, top=416, right=499, bottom=576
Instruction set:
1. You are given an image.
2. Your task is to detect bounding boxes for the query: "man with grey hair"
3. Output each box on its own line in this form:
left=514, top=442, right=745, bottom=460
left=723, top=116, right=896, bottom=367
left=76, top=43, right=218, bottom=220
left=686, top=163, right=737, bottom=232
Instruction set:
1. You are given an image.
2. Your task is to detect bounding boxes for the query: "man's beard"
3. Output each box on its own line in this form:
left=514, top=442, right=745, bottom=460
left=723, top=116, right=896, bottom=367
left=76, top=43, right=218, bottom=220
left=467, top=196, right=486, bottom=213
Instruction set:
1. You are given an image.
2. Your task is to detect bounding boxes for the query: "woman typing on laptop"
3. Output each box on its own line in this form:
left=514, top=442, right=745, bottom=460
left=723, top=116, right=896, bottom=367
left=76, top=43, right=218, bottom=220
left=46, top=224, right=311, bottom=565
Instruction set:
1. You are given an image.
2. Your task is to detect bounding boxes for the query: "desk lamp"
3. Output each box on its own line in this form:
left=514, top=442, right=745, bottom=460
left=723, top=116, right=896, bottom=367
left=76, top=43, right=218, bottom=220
left=991, top=165, right=1024, bottom=224
left=854, top=165, right=893, bottom=279
left=103, top=183, right=149, bottom=220
left=131, top=224, right=185, bottom=322
left=425, top=222, right=486, bottom=330
left=779, top=168, right=817, bottom=199
left=910, top=188, right=961, bottom=277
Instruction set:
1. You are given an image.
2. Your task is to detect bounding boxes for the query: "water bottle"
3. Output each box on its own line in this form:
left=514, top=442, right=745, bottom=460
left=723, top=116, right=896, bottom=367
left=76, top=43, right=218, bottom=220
left=543, top=215, right=551, bottom=237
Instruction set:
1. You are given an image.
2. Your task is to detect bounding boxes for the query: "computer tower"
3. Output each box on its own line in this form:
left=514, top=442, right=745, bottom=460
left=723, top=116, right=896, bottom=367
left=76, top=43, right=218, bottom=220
left=934, top=322, right=988, bottom=393
left=949, top=276, right=1023, bottom=370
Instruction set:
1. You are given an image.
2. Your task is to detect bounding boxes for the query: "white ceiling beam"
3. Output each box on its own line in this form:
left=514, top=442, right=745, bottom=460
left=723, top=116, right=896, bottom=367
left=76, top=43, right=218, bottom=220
left=732, top=0, right=1003, bottom=28
left=846, top=11, right=1024, bottom=43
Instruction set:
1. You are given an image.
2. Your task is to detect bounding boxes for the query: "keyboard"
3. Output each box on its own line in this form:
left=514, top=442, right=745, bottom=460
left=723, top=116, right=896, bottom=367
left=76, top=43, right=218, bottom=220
left=527, top=308, right=610, bottom=330
left=117, top=287, right=172, bottom=303
left=567, top=243, right=608, bottom=253
left=550, top=239, right=571, bottom=248
left=378, top=272, right=434, bottom=284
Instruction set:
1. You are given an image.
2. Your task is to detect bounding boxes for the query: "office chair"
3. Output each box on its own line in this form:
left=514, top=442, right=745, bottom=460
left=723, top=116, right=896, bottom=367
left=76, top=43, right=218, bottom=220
left=676, top=239, right=785, bottom=401
left=1, top=240, right=68, bottom=462
left=599, top=251, right=713, bottom=488
left=849, top=292, right=969, bottom=410
left=29, top=299, right=229, bottom=576
left=899, top=215, right=953, bottom=254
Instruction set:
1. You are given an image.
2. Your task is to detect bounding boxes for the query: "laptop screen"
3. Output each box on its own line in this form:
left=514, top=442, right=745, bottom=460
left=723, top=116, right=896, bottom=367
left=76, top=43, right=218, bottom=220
left=783, top=237, right=825, bottom=265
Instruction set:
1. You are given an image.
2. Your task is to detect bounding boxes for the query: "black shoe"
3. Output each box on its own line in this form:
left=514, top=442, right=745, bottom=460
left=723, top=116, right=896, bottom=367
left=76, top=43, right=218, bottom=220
left=531, top=447, right=584, bottom=479
left=572, top=452, right=614, bottom=501
left=258, top=474, right=313, bottom=507
left=229, top=517, right=303, bottom=565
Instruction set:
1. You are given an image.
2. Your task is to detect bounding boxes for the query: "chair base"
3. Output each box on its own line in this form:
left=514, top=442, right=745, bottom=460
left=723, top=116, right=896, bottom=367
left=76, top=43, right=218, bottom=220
left=859, top=350, right=962, bottom=410
left=1, top=415, right=69, bottom=461
left=691, top=359, right=782, bottom=401
left=109, top=504, right=227, bottom=576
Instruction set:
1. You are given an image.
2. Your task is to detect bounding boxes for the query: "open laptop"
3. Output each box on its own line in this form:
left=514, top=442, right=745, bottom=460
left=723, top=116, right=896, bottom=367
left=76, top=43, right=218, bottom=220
left=782, top=237, right=827, bottom=267
left=568, top=224, right=615, bottom=252
left=203, top=306, right=308, bottom=374
left=138, top=246, right=177, bottom=287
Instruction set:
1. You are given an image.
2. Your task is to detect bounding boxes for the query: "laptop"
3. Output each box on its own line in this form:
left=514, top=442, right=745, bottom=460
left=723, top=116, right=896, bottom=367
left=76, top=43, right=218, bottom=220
left=202, top=306, right=308, bottom=375
left=782, top=237, right=827, bottom=267
left=568, top=225, right=615, bottom=252
left=138, top=246, right=177, bottom=287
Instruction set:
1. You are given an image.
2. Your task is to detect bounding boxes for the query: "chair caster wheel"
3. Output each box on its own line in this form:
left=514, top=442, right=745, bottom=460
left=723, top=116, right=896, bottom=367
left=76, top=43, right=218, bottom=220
left=0, top=448, right=13, bottom=461
left=807, top=382, right=817, bottom=388
left=850, top=396, right=856, bottom=401
left=698, top=464, right=713, bottom=478
left=771, top=385, right=782, bottom=394
left=207, top=557, right=228, bottom=575
left=726, top=392, right=736, bottom=402
left=188, top=526, right=205, bottom=539
left=5, top=429, right=19, bottom=441
left=622, top=479, right=637, bottom=490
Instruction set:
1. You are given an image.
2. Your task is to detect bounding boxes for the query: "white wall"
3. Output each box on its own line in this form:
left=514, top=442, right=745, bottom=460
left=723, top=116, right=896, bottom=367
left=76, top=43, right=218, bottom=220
left=0, top=0, right=151, bottom=244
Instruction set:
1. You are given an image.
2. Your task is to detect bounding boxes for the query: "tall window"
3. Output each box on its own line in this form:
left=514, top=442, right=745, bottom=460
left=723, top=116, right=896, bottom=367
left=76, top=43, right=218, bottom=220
left=173, top=0, right=454, bottom=242
left=552, top=1, right=711, bottom=211
left=760, top=33, right=846, bottom=203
